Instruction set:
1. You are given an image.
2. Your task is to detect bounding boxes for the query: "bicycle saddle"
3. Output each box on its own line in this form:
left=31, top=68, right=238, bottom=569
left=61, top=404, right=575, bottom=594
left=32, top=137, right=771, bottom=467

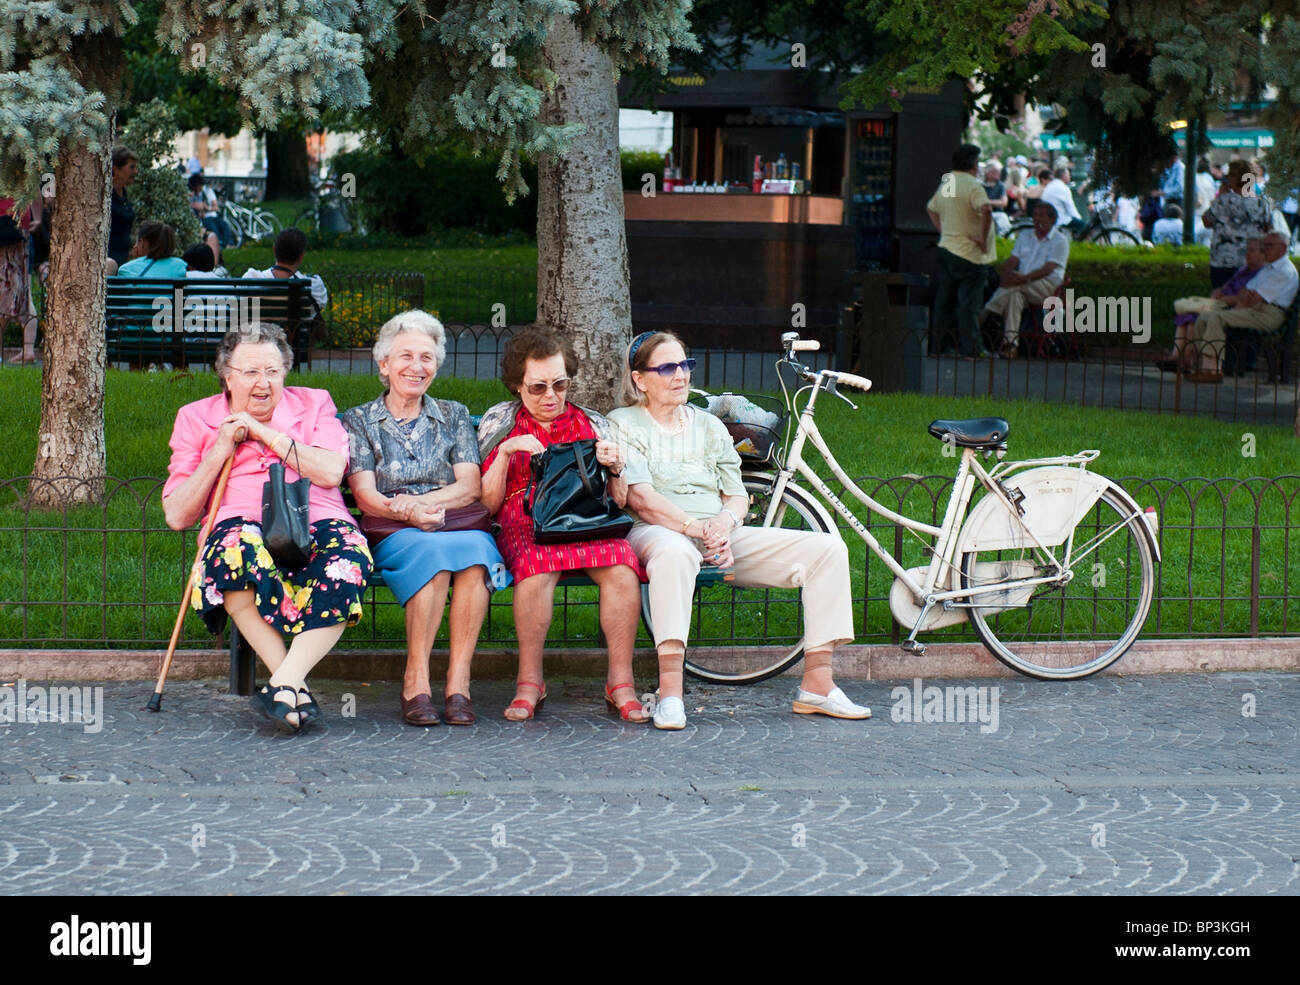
left=927, top=417, right=1010, bottom=449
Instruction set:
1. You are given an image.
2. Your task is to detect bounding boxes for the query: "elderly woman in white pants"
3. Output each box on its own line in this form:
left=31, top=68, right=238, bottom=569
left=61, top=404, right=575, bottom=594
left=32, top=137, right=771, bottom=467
left=608, top=331, right=871, bottom=730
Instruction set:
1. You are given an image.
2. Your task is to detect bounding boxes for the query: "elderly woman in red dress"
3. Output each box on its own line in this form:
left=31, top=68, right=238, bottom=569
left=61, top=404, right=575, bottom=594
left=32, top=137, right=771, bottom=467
left=478, top=328, right=648, bottom=723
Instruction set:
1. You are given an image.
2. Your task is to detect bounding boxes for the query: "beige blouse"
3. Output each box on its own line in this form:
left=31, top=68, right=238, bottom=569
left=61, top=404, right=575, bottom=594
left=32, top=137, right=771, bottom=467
left=609, top=404, right=746, bottom=523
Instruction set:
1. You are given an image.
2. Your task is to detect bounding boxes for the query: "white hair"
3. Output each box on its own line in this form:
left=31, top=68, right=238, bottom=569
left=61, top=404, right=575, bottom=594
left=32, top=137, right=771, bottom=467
left=373, top=310, right=447, bottom=370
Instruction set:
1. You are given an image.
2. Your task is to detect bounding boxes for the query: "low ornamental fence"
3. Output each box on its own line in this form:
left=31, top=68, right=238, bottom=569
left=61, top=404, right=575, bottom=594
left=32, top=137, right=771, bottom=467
left=0, top=474, right=1294, bottom=651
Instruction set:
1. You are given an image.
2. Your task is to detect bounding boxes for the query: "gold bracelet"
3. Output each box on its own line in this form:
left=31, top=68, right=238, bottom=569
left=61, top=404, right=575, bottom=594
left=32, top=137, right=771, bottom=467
left=682, top=518, right=693, bottom=536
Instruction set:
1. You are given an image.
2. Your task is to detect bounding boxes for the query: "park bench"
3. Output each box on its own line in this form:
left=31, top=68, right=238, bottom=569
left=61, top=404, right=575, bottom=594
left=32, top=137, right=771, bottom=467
left=225, top=408, right=729, bottom=694
left=106, top=277, right=314, bottom=369
left=227, top=565, right=727, bottom=695
left=1223, top=293, right=1300, bottom=382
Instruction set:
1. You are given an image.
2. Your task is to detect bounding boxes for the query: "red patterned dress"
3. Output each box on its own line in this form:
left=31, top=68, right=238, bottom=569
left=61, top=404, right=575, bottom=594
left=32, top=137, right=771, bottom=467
left=483, top=404, right=645, bottom=582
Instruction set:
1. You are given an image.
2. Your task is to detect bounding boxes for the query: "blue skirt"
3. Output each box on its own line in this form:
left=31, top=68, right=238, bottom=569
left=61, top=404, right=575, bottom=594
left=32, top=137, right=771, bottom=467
left=371, top=528, right=512, bottom=603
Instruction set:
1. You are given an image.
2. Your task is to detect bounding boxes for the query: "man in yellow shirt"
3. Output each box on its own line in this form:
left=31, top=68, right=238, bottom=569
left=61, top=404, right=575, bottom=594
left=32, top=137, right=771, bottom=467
left=927, top=144, right=997, bottom=357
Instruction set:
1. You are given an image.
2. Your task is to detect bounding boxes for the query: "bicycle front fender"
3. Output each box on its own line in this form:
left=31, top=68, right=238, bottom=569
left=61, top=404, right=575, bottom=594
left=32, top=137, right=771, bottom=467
left=956, top=466, right=1113, bottom=553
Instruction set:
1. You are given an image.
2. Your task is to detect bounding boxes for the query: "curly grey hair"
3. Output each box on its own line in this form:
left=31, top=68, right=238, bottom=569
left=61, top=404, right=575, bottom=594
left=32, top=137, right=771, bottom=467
left=214, top=322, right=294, bottom=395
left=373, top=310, right=447, bottom=372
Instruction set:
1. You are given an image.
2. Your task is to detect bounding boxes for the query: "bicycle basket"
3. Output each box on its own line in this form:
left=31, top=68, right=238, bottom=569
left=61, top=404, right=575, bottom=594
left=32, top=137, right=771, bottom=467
left=690, top=391, right=788, bottom=465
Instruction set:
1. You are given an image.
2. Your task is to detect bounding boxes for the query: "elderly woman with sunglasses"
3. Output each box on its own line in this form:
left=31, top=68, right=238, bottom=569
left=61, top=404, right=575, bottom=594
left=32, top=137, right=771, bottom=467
left=478, top=327, right=648, bottom=723
left=608, top=331, right=872, bottom=730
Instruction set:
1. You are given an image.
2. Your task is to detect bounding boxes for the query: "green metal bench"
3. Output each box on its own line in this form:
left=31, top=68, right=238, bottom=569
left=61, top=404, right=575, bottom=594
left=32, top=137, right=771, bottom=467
left=106, top=277, right=313, bottom=369
left=227, top=563, right=726, bottom=695
left=225, top=409, right=727, bottom=694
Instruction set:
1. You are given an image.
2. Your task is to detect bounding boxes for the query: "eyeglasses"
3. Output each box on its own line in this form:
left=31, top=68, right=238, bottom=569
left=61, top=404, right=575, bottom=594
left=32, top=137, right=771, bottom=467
left=643, top=359, right=696, bottom=378
left=524, top=378, right=570, bottom=396
left=228, top=366, right=285, bottom=382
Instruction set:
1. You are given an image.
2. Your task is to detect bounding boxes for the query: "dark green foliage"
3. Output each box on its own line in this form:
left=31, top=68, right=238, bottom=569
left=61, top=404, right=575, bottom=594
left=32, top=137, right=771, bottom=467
left=332, top=142, right=538, bottom=238
left=620, top=149, right=664, bottom=190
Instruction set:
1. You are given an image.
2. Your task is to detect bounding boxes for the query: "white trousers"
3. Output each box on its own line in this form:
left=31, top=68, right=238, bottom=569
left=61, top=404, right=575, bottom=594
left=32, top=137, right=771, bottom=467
left=982, top=279, right=1059, bottom=343
left=626, top=524, right=855, bottom=651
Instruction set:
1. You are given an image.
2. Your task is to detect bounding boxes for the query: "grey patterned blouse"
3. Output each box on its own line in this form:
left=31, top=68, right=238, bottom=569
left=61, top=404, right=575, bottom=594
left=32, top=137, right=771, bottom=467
left=1206, top=191, right=1275, bottom=268
left=341, top=392, right=481, bottom=495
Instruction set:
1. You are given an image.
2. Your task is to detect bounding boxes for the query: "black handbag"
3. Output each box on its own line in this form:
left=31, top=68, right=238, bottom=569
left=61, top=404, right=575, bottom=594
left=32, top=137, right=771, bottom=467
left=261, top=441, right=312, bottom=569
left=523, top=438, right=632, bottom=545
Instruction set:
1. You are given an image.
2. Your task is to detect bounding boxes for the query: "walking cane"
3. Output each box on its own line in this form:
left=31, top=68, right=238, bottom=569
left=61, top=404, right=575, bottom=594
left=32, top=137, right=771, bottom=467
left=146, top=454, right=235, bottom=712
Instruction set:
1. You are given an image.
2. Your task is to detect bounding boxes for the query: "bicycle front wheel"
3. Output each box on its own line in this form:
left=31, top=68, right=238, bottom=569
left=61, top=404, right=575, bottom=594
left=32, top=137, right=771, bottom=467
left=677, top=475, right=835, bottom=685
left=959, top=486, right=1156, bottom=679
left=249, top=209, right=283, bottom=242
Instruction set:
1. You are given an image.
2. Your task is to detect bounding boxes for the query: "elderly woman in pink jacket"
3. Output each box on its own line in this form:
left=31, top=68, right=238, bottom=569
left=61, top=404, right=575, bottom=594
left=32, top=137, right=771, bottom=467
left=162, top=322, right=372, bottom=733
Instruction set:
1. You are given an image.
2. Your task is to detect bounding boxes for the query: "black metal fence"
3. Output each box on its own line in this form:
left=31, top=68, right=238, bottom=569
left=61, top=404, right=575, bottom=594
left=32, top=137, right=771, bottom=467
left=1, top=473, right=1294, bottom=651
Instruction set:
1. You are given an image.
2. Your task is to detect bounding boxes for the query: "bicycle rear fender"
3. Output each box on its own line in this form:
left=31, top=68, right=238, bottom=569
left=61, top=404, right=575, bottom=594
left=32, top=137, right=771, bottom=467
left=957, top=466, right=1114, bottom=553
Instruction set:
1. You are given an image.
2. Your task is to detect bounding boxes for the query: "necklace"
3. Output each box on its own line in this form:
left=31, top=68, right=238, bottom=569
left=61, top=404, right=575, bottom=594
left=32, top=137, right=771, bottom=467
left=650, top=405, right=688, bottom=436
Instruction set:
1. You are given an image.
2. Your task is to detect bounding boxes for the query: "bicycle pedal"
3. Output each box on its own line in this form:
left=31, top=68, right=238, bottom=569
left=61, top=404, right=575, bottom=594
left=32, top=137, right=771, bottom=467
left=901, top=639, right=927, bottom=656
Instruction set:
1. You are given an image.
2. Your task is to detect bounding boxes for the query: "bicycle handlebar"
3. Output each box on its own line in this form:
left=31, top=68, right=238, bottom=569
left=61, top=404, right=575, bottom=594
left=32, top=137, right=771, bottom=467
left=831, top=371, right=872, bottom=392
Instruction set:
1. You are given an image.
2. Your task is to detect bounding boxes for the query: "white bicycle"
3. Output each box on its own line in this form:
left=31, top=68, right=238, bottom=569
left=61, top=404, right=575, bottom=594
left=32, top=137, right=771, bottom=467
left=684, top=332, right=1161, bottom=684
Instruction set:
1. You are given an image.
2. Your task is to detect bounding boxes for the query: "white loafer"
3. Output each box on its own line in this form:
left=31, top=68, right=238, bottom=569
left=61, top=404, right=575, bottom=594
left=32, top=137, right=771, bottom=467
left=653, top=695, right=687, bottom=730
left=792, top=686, right=871, bottom=720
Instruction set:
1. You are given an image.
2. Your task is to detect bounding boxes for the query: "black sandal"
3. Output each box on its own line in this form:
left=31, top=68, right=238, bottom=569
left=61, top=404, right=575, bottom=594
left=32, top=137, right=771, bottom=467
left=251, top=683, right=302, bottom=733
left=296, top=687, right=321, bottom=727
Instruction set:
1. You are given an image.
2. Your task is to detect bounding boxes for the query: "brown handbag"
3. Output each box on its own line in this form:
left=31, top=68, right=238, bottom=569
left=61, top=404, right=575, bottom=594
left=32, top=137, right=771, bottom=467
left=360, top=502, right=492, bottom=547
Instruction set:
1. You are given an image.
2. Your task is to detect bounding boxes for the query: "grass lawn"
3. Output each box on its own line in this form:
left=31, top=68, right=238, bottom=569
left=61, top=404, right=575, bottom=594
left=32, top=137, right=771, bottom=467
left=1, top=367, right=1295, bottom=653
left=224, top=216, right=539, bottom=325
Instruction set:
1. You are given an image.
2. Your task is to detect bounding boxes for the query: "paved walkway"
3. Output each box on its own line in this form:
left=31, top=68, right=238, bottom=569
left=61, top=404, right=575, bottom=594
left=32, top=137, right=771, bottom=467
left=2, top=672, right=1296, bottom=895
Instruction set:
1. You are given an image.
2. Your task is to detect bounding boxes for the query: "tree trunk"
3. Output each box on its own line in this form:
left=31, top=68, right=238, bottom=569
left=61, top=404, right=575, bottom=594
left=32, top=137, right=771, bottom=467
left=263, top=127, right=312, bottom=200
left=537, top=16, right=632, bottom=414
left=29, top=37, right=121, bottom=507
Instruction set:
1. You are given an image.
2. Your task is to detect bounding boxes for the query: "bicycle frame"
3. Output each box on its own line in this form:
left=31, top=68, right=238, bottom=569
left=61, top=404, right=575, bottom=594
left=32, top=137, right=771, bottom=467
left=760, top=360, right=1110, bottom=617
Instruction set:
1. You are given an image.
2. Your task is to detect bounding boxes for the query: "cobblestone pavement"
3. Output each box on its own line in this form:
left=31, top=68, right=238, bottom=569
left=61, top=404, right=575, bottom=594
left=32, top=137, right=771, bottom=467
left=1, top=673, right=1297, bottom=895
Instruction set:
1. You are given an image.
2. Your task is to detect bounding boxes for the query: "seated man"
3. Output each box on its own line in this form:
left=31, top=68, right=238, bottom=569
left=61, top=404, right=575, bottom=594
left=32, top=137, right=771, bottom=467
left=1161, top=237, right=1264, bottom=372
left=241, top=226, right=328, bottom=317
left=1038, top=167, right=1084, bottom=233
left=1186, top=231, right=1299, bottom=382
left=978, top=201, right=1070, bottom=357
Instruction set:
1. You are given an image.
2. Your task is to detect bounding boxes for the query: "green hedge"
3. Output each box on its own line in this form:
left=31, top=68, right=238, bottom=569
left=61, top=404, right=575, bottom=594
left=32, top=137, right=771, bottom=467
left=621, top=149, right=664, bottom=191
left=331, top=143, right=538, bottom=239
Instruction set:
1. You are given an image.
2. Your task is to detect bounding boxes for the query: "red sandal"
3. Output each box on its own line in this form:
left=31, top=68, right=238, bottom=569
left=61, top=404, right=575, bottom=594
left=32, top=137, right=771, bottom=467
left=504, top=681, right=546, bottom=721
left=605, top=682, right=650, bottom=723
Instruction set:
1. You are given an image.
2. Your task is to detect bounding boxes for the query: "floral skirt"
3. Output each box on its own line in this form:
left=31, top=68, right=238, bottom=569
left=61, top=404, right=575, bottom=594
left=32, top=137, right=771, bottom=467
left=191, top=517, right=373, bottom=635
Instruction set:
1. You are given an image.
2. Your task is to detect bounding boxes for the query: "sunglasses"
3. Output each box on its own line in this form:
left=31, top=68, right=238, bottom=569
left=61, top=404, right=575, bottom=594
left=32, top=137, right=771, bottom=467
left=524, top=378, right=570, bottom=396
left=643, top=359, right=697, bottom=378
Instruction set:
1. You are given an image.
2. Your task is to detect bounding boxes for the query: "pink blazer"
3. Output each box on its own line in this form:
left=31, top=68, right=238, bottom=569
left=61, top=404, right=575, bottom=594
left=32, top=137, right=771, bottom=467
left=163, top=387, right=354, bottom=529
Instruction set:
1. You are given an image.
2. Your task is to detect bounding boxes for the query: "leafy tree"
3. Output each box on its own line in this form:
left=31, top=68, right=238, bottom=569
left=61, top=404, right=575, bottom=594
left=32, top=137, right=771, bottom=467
left=0, top=0, right=404, bottom=505
left=357, top=1, right=697, bottom=409
left=120, top=0, right=243, bottom=137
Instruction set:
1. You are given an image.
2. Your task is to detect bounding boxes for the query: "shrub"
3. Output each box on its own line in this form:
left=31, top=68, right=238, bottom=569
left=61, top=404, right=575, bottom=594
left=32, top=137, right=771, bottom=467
left=621, top=149, right=664, bottom=191
left=120, top=100, right=203, bottom=250
left=330, top=142, right=537, bottom=238
left=323, top=289, right=419, bottom=348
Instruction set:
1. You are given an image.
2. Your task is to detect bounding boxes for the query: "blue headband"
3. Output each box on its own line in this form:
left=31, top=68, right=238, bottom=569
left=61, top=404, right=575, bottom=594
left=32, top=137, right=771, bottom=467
left=627, top=331, right=656, bottom=369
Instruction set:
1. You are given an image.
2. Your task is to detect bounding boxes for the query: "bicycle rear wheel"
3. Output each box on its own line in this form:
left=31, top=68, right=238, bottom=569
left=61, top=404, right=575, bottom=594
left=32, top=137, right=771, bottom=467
left=959, top=486, right=1156, bottom=679
left=1095, top=225, right=1142, bottom=248
left=676, top=475, right=834, bottom=684
left=221, top=206, right=245, bottom=248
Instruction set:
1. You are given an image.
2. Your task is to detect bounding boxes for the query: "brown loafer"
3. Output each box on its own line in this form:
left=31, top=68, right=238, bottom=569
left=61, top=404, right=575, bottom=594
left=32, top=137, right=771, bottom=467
left=400, top=692, right=440, bottom=726
left=443, top=692, right=476, bottom=725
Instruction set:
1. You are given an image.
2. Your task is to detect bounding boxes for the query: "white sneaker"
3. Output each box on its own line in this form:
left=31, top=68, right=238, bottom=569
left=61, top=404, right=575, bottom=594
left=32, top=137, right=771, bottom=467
left=653, top=695, right=687, bottom=730
left=792, top=686, right=871, bottom=720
